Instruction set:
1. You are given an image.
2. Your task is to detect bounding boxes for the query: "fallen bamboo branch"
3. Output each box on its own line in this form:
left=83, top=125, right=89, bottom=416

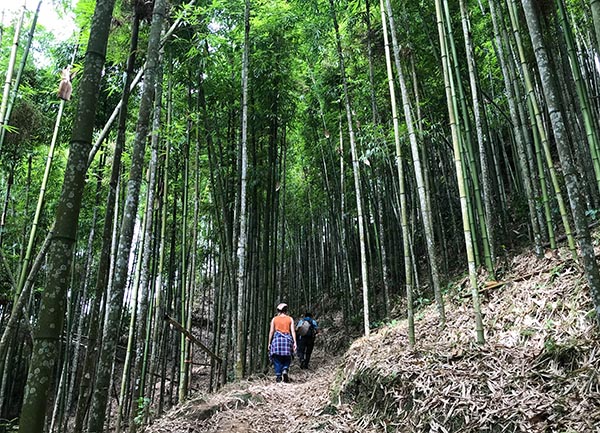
left=164, top=314, right=222, bottom=364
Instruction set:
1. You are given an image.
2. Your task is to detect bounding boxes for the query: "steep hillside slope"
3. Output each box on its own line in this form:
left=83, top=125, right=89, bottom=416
left=336, top=249, right=600, bottom=432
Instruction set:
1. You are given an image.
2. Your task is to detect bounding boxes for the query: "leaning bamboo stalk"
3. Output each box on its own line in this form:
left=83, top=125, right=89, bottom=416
left=0, top=230, right=51, bottom=373
left=87, top=0, right=198, bottom=166
left=0, top=0, right=42, bottom=150
left=14, top=41, right=78, bottom=305
left=13, top=99, right=65, bottom=304
left=0, top=1, right=25, bottom=153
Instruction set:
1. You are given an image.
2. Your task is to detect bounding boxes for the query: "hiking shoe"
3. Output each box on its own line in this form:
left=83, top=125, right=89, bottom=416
left=276, top=375, right=282, bottom=383
left=282, top=369, right=289, bottom=383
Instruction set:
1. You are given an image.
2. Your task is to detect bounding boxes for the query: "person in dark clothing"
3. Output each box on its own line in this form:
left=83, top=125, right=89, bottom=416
left=296, top=312, right=318, bottom=369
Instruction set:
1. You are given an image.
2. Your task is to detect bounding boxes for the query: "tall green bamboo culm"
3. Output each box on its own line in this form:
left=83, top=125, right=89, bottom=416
left=179, top=85, right=191, bottom=399
left=434, top=0, right=484, bottom=344
left=134, top=49, right=165, bottom=431
left=0, top=0, right=43, bottom=151
left=329, top=0, right=371, bottom=336
left=385, top=0, right=445, bottom=327
left=488, top=0, right=543, bottom=255
left=521, top=0, right=600, bottom=324
left=506, top=0, right=577, bottom=259
left=459, top=0, right=496, bottom=271
left=443, top=0, right=493, bottom=273
left=529, top=97, right=556, bottom=249
left=380, top=0, right=415, bottom=345
left=115, top=225, right=146, bottom=433
left=72, top=10, right=142, bottom=433
left=86, top=0, right=167, bottom=430
left=0, top=2, right=25, bottom=156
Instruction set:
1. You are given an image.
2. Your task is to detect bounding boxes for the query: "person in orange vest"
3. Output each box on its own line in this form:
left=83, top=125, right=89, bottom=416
left=268, top=303, right=297, bottom=383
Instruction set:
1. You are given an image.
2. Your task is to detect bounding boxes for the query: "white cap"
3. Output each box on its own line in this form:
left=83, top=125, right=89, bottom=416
left=277, top=303, right=288, bottom=311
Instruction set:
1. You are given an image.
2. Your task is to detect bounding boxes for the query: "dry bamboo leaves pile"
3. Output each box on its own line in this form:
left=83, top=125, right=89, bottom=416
left=145, top=246, right=599, bottom=432
left=144, top=349, right=381, bottom=433
left=337, top=247, right=600, bottom=432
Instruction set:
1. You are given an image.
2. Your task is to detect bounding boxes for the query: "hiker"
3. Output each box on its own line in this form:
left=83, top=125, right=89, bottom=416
left=268, top=303, right=297, bottom=383
left=296, top=312, right=318, bottom=369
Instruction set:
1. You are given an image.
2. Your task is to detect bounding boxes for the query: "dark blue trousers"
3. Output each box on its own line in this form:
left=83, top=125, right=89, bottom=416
left=271, top=354, right=291, bottom=378
left=297, top=336, right=315, bottom=368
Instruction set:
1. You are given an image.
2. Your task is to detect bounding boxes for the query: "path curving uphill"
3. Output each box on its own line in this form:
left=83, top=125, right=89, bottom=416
left=144, top=352, right=376, bottom=433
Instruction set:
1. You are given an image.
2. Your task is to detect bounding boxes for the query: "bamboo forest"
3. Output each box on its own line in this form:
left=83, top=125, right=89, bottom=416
left=1, top=0, right=600, bottom=431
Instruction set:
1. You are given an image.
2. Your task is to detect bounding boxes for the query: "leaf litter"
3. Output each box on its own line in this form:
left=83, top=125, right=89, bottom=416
left=145, top=246, right=600, bottom=432
left=337, top=246, right=600, bottom=432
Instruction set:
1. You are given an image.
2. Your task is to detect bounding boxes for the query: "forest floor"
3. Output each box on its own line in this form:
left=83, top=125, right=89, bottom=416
left=145, top=244, right=600, bottom=433
left=143, top=349, right=372, bottom=433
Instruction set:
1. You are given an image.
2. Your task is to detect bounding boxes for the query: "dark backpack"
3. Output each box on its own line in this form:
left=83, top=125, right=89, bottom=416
left=296, top=318, right=314, bottom=337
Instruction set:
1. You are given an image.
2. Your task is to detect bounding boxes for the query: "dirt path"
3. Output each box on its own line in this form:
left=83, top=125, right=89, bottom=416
left=146, top=352, right=378, bottom=433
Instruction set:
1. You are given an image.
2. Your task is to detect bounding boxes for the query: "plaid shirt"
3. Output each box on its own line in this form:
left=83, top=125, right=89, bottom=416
left=270, top=331, right=293, bottom=356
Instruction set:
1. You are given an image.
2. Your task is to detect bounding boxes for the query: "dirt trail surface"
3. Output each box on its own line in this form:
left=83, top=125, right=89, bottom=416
left=145, top=352, right=377, bottom=433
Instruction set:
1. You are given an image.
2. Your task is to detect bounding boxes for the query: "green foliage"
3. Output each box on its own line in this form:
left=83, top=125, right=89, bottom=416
left=134, top=397, right=152, bottom=425
left=585, top=208, right=600, bottom=220
left=370, top=318, right=399, bottom=329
